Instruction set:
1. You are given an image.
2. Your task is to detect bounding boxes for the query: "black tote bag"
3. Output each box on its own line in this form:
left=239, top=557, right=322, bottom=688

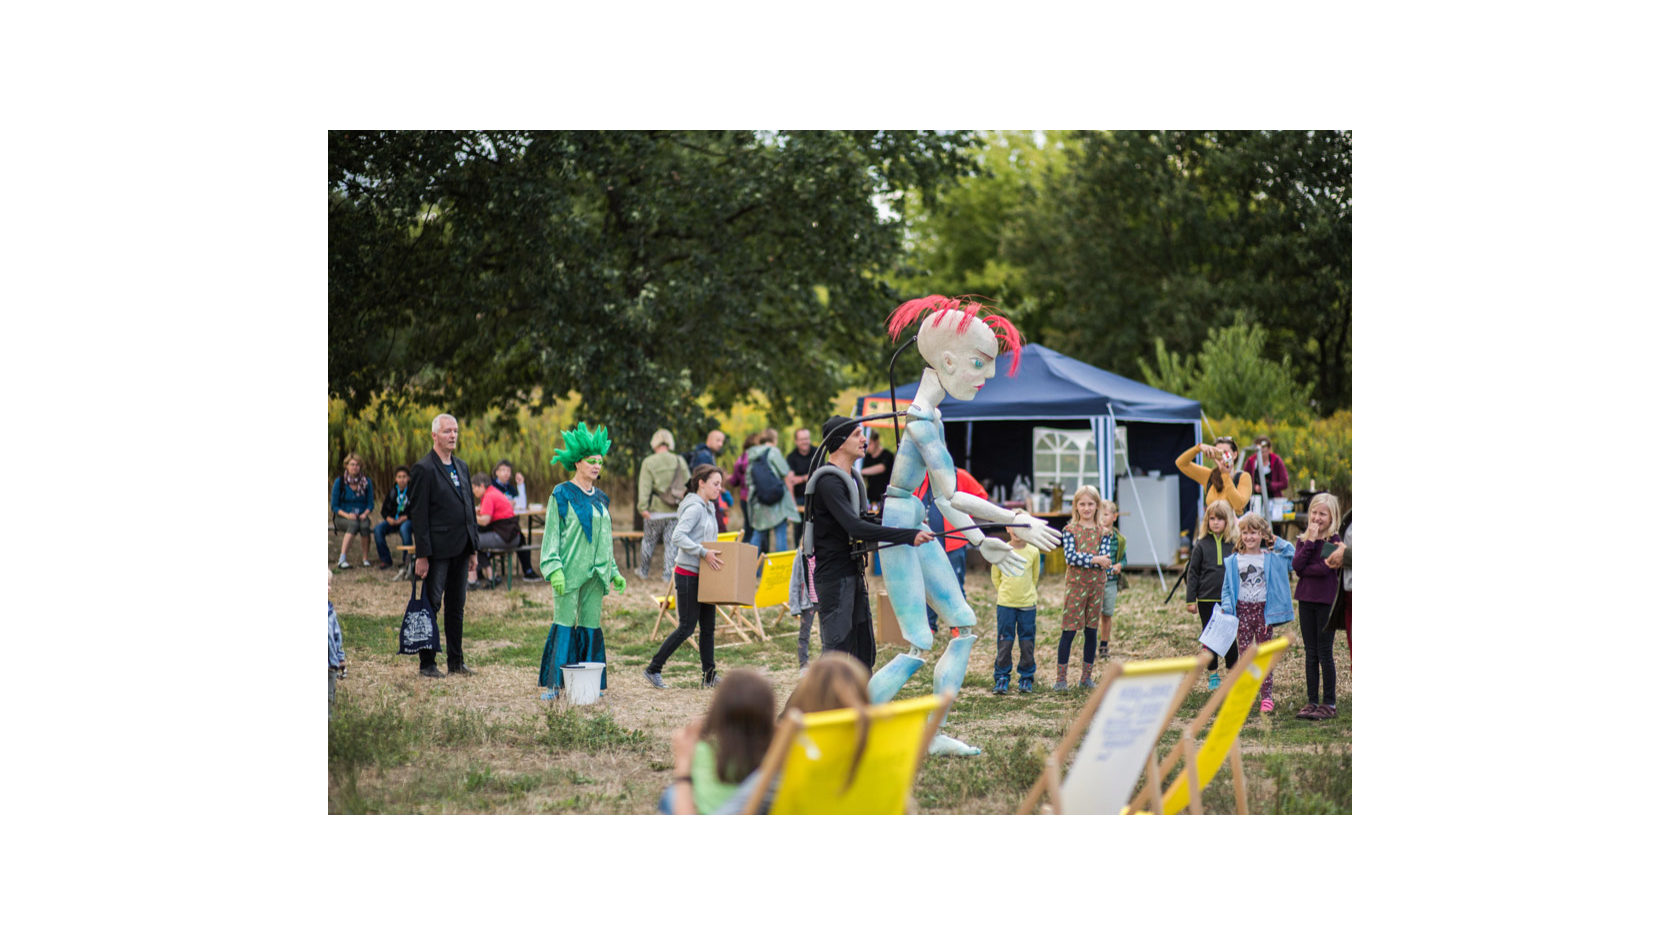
left=397, top=578, right=440, bottom=654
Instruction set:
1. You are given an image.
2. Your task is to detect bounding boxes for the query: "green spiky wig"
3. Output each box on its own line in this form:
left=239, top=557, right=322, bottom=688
left=550, top=422, right=613, bottom=470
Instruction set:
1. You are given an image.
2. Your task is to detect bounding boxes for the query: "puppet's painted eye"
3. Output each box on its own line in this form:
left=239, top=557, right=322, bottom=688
left=972, top=358, right=983, bottom=369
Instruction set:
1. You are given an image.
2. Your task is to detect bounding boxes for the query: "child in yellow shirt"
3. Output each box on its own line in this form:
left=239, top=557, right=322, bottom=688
left=990, top=526, right=1043, bottom=694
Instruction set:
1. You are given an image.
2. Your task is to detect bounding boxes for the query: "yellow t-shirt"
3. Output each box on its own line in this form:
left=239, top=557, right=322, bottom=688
left=990, top=544, right=1041, bottom=609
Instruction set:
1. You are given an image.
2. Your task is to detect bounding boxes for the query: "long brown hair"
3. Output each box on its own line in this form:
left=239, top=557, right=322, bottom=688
left=1207, top=436, right=1238, bottom=495
left=701, top=670, right=777, bottom=784
left=783, top=653, right=872, bottom=789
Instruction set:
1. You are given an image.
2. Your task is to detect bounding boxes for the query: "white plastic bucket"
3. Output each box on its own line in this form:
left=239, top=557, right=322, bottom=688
left=561, top=662, right=606, bottom=706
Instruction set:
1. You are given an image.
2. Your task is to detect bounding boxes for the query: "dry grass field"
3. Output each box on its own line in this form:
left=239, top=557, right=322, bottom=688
left=328, top=533, right=1352, bottom=815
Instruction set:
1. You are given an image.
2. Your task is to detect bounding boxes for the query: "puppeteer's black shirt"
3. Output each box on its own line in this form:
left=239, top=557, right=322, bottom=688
left=809, top=467, right=922, bottom=585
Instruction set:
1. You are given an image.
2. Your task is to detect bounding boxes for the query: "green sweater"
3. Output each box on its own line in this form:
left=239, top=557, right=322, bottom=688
left=638, top=450, right=690, bottom=516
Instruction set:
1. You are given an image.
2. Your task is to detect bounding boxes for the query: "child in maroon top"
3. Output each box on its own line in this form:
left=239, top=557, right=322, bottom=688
left=1291, top=493, right=1344, bottom=720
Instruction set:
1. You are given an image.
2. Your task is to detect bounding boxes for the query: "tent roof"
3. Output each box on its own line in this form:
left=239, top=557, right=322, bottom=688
left=860, top=343, right=1200, bottom=423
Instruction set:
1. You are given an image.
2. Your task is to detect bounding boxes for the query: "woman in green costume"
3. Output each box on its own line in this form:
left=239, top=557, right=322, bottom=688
left=538, top=423, right=627, bottom=698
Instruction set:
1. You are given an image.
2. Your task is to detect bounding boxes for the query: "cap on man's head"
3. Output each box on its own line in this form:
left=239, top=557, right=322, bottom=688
left=821, top=415, right=861, bottom=449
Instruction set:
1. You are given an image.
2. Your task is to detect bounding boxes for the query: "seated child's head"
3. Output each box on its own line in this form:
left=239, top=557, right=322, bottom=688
left=1236, top=511, right=1273, bottom=552
left=784, top=652, right=873, bottom=787
left=1201, top=500, right=1237, bottom=539
left=702, top=669, right=777, bottom=783
left=1098, top=499, right=1118, bottom=530
left=394, top=465, right=410, bottom=489
left=469, top=472, right=491, bottom=500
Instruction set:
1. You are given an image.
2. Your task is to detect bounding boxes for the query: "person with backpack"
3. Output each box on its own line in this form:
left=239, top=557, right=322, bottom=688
left=745, top=428, right=799, bottom=554
left=800, top=416, right=934, bottom=670
left=637, top=429, right=691, bottom=583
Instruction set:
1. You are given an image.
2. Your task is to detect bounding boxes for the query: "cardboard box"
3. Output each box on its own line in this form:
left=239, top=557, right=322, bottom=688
left=697, top=540, right=761, bottom=605
left=875, top=590, right=909, bottom=647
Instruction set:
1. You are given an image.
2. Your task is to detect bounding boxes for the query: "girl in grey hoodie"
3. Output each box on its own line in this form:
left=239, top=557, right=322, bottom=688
left=645, top=465, right=726, bottom=689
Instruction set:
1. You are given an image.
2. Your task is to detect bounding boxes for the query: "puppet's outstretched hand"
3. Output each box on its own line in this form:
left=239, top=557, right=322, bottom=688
left=979, top=537, right=1026, bottom=577
left=1011, top=512, right=1062, bottom=551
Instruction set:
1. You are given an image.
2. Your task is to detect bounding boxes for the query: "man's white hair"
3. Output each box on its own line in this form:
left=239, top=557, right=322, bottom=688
left=431, top=413, right=457, bottom=434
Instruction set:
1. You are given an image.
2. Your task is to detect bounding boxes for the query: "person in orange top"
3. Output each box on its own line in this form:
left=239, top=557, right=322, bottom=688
left=1175, top=436, right=1253, bottom=514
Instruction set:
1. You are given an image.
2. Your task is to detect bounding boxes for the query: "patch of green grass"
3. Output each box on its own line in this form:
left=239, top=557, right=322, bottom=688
left=538, top=706, right=651, bottom=752
left=1260, top=745, right=1352, bottom=814
left=915, top=736, right=1045, bottom=812
left=329, top=693, right=416, bottom=773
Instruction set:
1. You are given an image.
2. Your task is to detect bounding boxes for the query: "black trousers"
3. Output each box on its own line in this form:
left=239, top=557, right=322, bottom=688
left=420, top=548, right=472, bottom=669
left=647, top=572, right=716, bottom=678
left=1299, top=600, right=1336, bottom=705
left=1198, top=600, right=1238, bottom=671
left=815, top=573, right=877, bottom=672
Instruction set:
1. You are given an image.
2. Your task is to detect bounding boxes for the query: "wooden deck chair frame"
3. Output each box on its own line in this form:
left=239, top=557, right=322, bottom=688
left=1017, top=651, right=1211, bottom=815
left=1128, top=634, right=1293, bottom=816
left=743, top=692, right=952, bottom=815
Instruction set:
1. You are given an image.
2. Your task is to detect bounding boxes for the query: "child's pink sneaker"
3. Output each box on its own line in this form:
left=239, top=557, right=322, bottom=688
left=1260, top=698, right=1275, bottom=714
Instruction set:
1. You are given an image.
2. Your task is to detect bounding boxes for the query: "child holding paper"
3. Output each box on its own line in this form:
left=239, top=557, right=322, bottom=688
left=1221, top=512, right=1295, bottom=715
left=1186, top=500, right=1239, bottom=689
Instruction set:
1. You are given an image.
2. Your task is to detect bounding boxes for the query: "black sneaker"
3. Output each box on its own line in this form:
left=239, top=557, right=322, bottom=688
left=702, top=673, right=719, bottom=689
left=449, top=665, right=475, bottom=676
left=522, top=571, right=542, bottom=582
left=643, top=669, right=667, bottom=690
left=419, top=666, right=445, bottom=678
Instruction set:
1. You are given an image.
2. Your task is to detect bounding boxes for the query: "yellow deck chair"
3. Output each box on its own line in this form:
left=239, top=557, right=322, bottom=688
left=1018, top=653, right=1209, bottom=814
left=743, top=692, right=951, bottom=815
left=740, top=549, right=797, bottom=638
left=1128, top=635, right=1293, bottom=815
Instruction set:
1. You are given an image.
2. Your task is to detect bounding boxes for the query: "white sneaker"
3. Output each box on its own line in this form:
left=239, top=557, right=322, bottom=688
left=361, top=559, right=371, bottom=567
left=337, top=557, right=350, bottom=569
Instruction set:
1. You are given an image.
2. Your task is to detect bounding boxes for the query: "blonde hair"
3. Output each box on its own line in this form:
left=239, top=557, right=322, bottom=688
left=783, top=653, right=872, bottom=789
left=1237, top=511, right=1274, bottom=545
left=1069, top=485, right=1102, bottom=527
left=1198, top=499, right=1238, bottom=541
left=650, top=428, right=675, bottom=451
left=1097, top=499, right=1118, bottom=525
left=1308, top=492, right=1342, bottom=536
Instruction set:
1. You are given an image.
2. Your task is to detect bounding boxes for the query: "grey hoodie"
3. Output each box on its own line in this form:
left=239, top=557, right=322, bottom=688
left=670, top=491, right=719, bottom=573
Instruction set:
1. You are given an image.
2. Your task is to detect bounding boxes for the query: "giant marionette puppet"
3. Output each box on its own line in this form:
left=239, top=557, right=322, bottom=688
left=870, top=295, right=1062, bottom=755
left=538, top=422, right=627, bottom=699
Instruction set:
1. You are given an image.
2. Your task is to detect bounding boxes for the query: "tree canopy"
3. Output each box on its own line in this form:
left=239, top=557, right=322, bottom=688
left=899, top=130, right=1352, bottom=412
left=329, top=130, right=977, bottom=460
left=330, top=130, right=1352, bottom=458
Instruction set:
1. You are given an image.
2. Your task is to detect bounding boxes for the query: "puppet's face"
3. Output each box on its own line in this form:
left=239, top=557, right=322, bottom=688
left=925, top=319, right=999, bottom=402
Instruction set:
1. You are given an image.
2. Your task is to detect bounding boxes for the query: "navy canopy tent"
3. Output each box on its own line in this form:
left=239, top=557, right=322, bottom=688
left=858, top=343, right=1203, bottom=555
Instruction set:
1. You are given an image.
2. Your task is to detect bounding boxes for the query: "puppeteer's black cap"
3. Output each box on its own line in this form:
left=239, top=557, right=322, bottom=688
left=821, top=415, right=861, bottom=448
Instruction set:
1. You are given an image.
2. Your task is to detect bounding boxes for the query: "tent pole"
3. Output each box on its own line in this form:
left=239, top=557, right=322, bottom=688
left=1111, top=421, right=1167, bottom=592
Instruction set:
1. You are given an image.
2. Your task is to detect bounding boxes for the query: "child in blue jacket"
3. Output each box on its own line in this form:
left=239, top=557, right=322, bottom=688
left=1221, top=512, right=1295, bottom=715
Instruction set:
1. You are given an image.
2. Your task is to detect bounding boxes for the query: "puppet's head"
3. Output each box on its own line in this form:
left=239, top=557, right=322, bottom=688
left=550, top=422, right=613, bottom=471
left=887, top=295, right=1023, bottom=402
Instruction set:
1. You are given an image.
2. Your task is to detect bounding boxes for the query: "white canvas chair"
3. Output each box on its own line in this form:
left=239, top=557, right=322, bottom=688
left=1018, top=653, right=1209, bottom=814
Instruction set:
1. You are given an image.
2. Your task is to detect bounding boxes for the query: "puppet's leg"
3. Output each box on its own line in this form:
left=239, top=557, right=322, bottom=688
left=870, top=542, right=931, bottom=702
left=918, top=540, right=983, bottom=755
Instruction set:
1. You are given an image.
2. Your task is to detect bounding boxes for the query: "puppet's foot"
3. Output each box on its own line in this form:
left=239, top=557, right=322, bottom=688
left=928, top=733, right=982, bottom=756
left=931, top=632, right=977, bottom=697
left=539, top=687, right=559, bottom=702
left=868, top=652, right=926, bottom=704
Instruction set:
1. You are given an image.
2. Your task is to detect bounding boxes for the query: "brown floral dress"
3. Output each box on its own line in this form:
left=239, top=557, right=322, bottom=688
left=1061, top=521, right=1109, bottom=632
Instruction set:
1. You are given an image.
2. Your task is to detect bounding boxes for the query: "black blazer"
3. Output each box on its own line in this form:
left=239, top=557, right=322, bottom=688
left=409, top=450, right=480, bottom=559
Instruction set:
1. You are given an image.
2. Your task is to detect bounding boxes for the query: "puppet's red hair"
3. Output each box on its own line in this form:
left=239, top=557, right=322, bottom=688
left=886, top=294, right=1023, bottom=376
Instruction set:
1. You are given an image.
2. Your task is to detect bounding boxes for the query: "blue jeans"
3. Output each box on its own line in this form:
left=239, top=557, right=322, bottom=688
left=995, top=606, right=1037, bottom=685
left=373, top=519, right=413, bottom=565
left=754, top=520, right=788, bottom=555
left=926, top=545, right=968, bottom=632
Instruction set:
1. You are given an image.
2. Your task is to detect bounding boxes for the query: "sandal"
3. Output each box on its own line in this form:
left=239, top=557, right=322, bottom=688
left=1316, top=704, right=1337, bottom=719
left=1259, top=698, right=1274, bottom=714
left=1295, top=704, right=1320, bottom=720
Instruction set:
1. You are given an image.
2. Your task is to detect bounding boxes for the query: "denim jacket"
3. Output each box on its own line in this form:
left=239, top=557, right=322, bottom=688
left=1220, top=537, right=1296, bottom=625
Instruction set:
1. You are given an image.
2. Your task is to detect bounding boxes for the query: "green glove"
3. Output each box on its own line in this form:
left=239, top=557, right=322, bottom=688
left=610, top=573, right=626, bottom=594
left=548, top=569, right=567, bottom=597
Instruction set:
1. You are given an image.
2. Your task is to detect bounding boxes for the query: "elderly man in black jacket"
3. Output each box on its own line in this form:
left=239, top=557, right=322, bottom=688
left=409, top=413, right=481, bottom=678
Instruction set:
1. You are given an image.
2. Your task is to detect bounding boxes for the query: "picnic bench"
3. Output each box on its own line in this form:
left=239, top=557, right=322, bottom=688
left=613, top=530, right=642, bottom=574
